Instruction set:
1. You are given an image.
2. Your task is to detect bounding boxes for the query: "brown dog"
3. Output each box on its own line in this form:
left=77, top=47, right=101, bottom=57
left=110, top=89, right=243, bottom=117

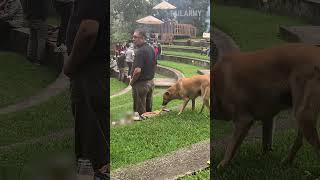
left=162, top=75, right=210, bottom=115
left=212, top=43, right=320, bottom=169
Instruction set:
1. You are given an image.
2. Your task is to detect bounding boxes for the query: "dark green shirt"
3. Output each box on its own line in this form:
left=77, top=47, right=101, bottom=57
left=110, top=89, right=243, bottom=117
left=132, top=43, right=156, bottom=82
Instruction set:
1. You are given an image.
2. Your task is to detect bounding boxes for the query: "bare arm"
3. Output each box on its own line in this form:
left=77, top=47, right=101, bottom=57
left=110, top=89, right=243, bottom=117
left=130, top=68, right=141, bottom=85
left=63, top=20, right=99, bottom=77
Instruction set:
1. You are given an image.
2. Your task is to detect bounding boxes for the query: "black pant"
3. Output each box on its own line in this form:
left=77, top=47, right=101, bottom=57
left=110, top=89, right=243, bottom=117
left=70, top=61, right=109, bottom=171
left=0, top=20, right=10, bottom=50
left=54, top=1, right=73, bottom=46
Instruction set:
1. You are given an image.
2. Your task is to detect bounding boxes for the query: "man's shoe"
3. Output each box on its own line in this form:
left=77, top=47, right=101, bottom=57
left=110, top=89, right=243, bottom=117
left=54, top=44, right=67, bottom=53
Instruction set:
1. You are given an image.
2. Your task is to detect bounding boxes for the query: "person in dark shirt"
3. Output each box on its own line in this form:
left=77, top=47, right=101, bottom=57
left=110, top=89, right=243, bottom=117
left=130, top=28, right=156, bottom=116
left=64, top=0, right=109, bottom=179
left=117, top=51, right=126, bottom=81
left=23, top=0, right=50, bottom=65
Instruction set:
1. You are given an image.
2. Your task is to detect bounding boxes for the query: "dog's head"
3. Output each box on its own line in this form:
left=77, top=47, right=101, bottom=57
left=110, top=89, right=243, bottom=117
left=162, top=90, right=174, bottom=106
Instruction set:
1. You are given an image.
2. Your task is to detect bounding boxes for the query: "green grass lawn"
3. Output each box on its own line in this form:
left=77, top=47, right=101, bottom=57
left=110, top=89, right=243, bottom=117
left=180, top=169, right=210, bottom=180
left=213, top=129, right=320, bottom=179
left=110, top=78, right=127, bottom=96
left=0, top=92, right=72, bottom=146
left=0, top=52, right=58, bottom=107
left=0, top=90, right=73, bottom=179
left=213, top=5, right=308, bottom=51
left=0, top=136, right=73, bottom=180
left=111, top=106, right=210, bottom=170
left=163, top=51, right=209, bottom=61
left=162, top=45, right=202, bottom=50
left=158, top=60, right=205, bottom=77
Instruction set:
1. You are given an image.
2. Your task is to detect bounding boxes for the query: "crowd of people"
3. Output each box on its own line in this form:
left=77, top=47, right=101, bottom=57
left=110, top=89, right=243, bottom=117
left=0, top=0, right=74, bottom=64
left=113, top=38, right=162, bottom=82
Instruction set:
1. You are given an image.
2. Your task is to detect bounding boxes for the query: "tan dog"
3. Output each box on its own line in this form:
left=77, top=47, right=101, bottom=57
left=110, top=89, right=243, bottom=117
left=212, top=43, right=320, bottom=169
left=162, top=75, right=210, bottom=115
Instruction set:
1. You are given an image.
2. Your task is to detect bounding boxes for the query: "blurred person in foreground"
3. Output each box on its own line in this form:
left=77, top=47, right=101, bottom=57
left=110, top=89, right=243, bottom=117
left=64, top=0, right=109, bottom=179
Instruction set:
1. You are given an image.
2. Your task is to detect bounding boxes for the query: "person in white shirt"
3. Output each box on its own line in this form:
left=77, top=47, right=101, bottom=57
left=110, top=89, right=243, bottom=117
left=125, top=43, right=134, bottom=77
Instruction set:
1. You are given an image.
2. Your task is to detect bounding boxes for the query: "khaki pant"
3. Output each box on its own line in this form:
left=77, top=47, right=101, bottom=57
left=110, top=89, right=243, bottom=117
left=132, top=80, right=154, bottom=115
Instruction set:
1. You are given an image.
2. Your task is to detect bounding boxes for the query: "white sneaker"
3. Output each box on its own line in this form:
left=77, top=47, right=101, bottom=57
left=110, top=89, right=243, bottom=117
left=54, top=44, right=67, bottom=53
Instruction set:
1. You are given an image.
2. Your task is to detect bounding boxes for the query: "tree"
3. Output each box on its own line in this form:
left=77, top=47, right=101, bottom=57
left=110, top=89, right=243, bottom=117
left=111, top=0, right=160, bottom=43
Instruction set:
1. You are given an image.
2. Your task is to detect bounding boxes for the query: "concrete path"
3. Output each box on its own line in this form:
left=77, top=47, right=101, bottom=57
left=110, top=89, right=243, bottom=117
left=110, top=85, right=132, bottom=99
left=155, top=78, right=177, bottom=87
left=0, top=72, right=69, bottom=114
left=111, top=140, right=210, bottom=180
left=198, top=69, right=210, bottom=75
left=279, top=26, right=320, bottom=45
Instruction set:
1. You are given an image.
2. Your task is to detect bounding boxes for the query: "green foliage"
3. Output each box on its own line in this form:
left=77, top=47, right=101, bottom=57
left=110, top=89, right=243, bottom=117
left=111, top=0, right=157, bottom=43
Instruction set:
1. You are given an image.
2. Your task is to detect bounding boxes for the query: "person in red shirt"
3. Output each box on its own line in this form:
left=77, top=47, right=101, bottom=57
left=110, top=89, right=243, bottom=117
left=153, top=44, right=158, bottom=62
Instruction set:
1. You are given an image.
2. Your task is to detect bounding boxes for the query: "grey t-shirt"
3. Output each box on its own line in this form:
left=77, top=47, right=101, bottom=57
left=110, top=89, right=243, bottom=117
left=0, top=0, right=23, bottom=28
left=125, top=48, right=134, bottom=63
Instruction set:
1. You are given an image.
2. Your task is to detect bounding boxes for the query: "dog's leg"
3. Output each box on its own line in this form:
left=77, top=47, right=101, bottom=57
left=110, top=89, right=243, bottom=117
left=178, top=98, right=190, bottom=115
left=217, top=114, right=254, bottom=169
left=199, top=87, right=210, bottom=114
left=297, top=80, right=320, bottom=159
left=192, top=99, right=195, bottom=111
left=199, top=103, right=205, bottom=114
left=281, top=130, right=303, bottom=165
left=297, top=109, right=320, bottom=157
left=262, top=119, right=274, bottom=153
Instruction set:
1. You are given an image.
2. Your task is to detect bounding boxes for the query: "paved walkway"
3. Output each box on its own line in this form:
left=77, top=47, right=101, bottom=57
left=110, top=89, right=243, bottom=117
left=110, top=85, right=132, bottom=98
left=198, top=69, right=210, bottom=75
left=279, top=26, right=320, bottom=45
left=111, top=140, right=210, bottom=180
left=0, top=72, right=69, bottom=114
